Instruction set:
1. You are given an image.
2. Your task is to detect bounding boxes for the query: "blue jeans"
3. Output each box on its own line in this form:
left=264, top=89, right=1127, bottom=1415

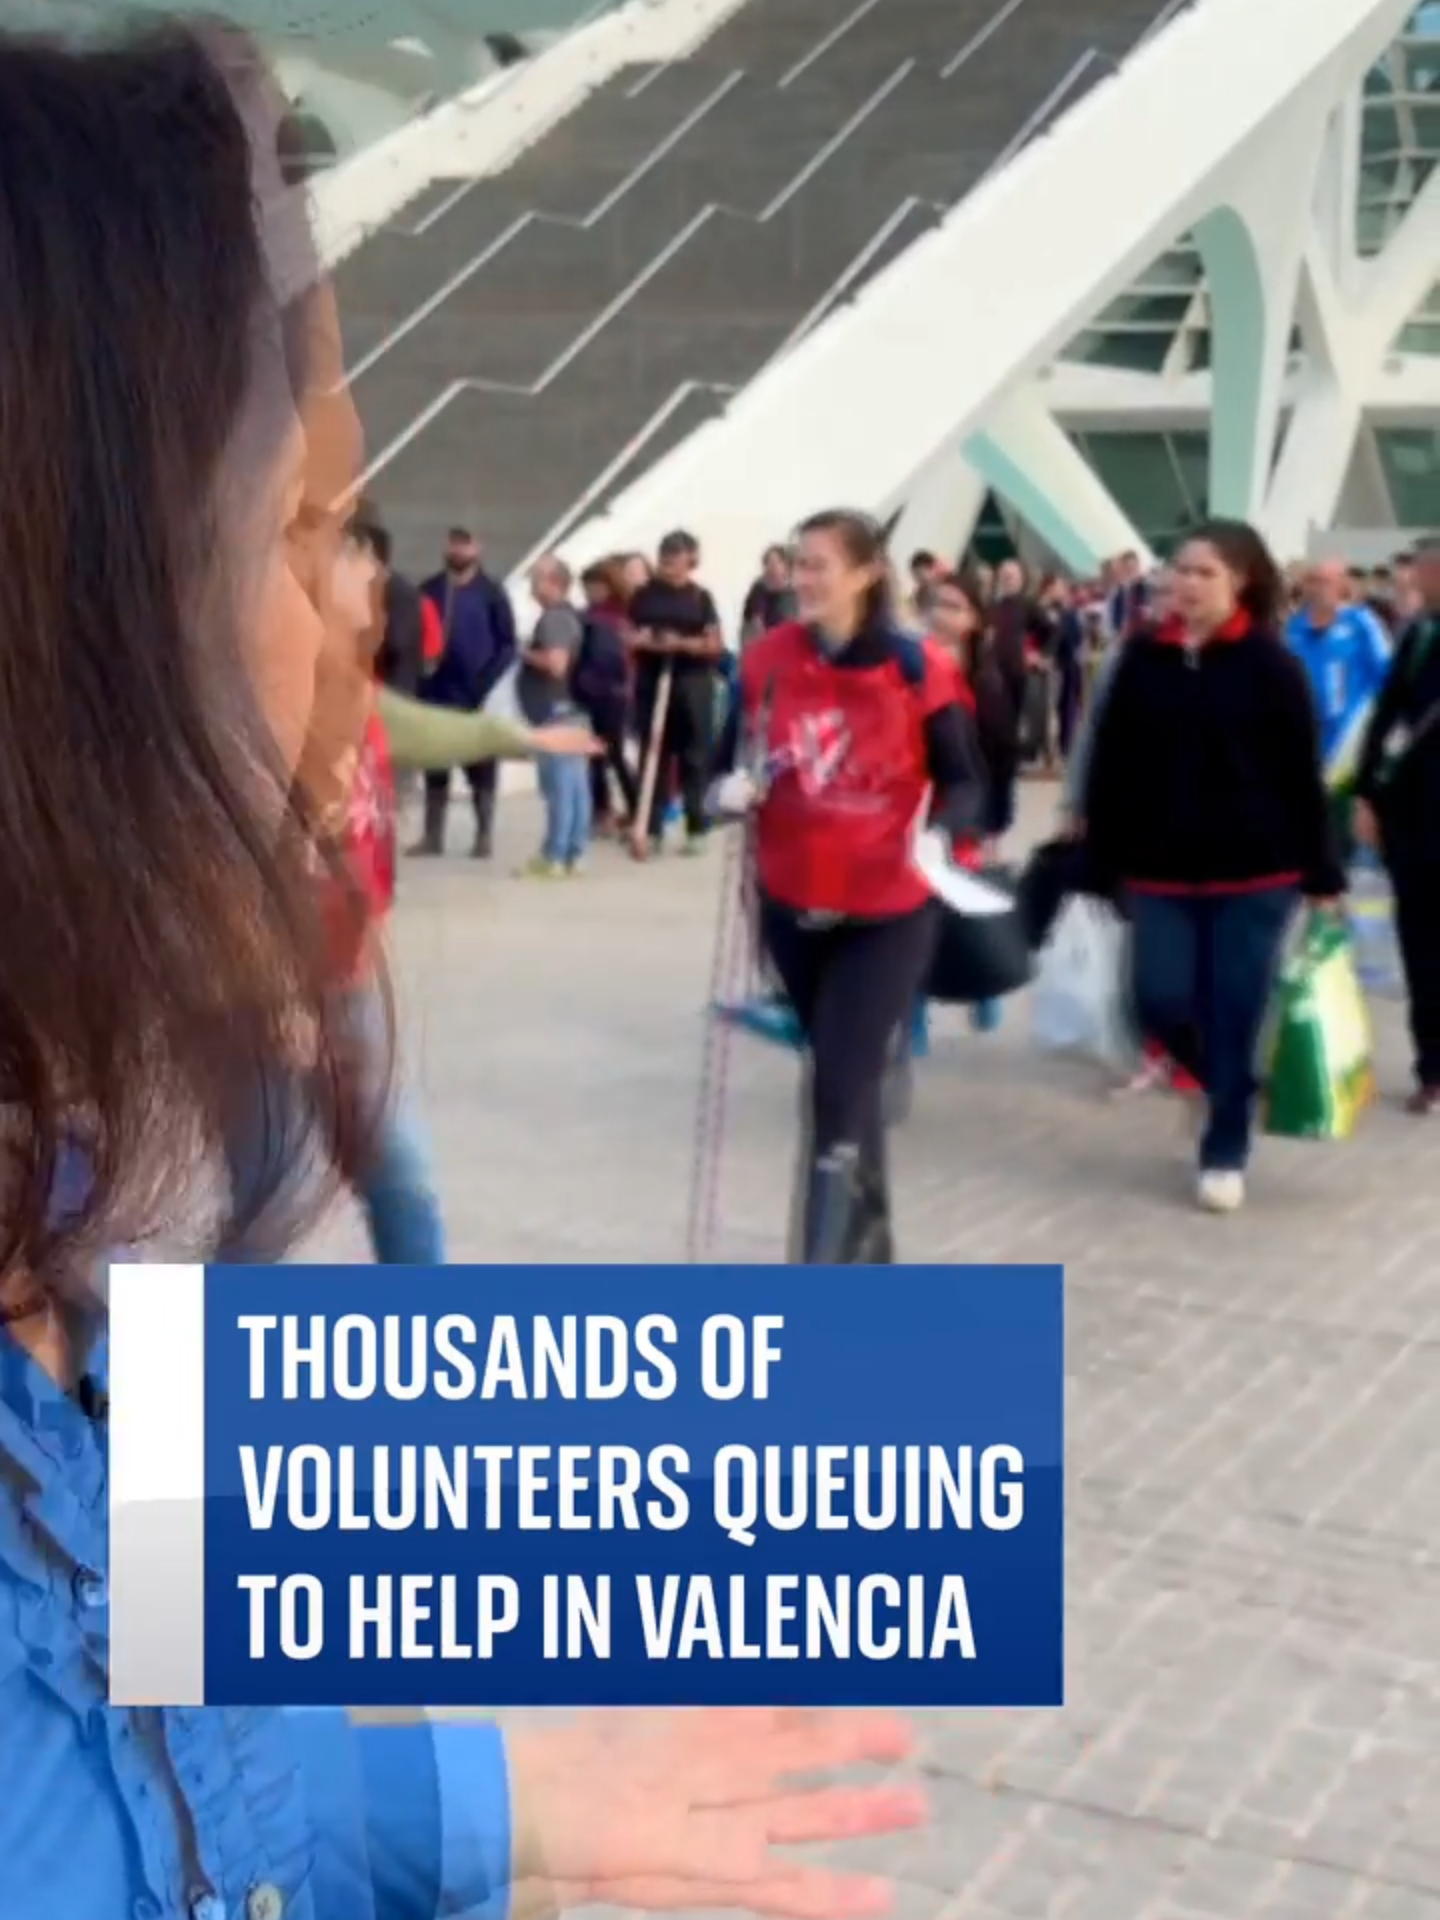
left=538, top=752, right=592, bottom=865
left=359, top=1081, right=447, bottom=1265
left=221, top=984, right=446, bottom=1265
left=1129, top=886, right=1298, bottom=1172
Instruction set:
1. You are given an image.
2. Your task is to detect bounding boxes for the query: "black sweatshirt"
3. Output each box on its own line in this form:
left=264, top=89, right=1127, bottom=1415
left=374, top=573, right=425, bottom=696
left=714, top=623, right=987, bottom=840
left=1354, top=611, right=1440, bottom=868
left=1083, top=615, right=1345, bottom=897
left=987, top=594, right=1045, bottom=731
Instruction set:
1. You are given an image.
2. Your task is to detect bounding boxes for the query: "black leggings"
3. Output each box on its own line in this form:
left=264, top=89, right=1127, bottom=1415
left=759, top=898, right=937, bottom=1156
left=640, top=670, right=713, bottom=838
left=589, top=719, right=639, bottom=822
left=1391, top=857, right=1440, bottom=1086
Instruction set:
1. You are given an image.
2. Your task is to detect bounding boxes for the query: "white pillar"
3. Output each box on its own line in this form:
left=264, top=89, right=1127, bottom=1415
left=883, top=446, right=986, bottom=569
left=1193, top=89, right=1331, bottom=520
left=1265, top=378, right=1365, bottom=558
left=1310, top=93, right=1362, bottom=299
left=1263, top=132, right=1440, bottom=554
left=962, top=383, right=1150, bottom=573
left=1333, top=421, right=1399, bottom=528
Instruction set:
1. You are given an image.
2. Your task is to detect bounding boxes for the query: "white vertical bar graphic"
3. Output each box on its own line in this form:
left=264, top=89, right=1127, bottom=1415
left=109, top=1262, right=207, bottom=1705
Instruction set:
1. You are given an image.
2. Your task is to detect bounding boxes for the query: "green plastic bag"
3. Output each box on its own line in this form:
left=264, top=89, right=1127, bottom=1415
left=1262, top=913, right=1375, bottom=1140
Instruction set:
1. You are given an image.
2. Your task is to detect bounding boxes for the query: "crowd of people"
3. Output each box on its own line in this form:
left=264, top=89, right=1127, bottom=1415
left=353, top=490, right=1437, bottom=1240
left=707, top=522, right=1439, bottom=1237
left=354, top=526, right=1148, bottom=877
left=353, top=498, right=1438, bottom=1235
left=363, top=514, right=1430, bottom=888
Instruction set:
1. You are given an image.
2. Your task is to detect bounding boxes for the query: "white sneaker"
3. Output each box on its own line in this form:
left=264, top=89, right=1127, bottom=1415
left=1196, top=1169, right=1245, bottom=1214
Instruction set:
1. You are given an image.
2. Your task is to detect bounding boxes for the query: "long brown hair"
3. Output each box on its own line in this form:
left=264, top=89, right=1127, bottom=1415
left=1187, top=518, right=1286, bottom=627
left=590, top=553, right=636, bottom=606
left=0, top=19, right=374, bottom=1308
left=795, top=508, right=895, bottom=628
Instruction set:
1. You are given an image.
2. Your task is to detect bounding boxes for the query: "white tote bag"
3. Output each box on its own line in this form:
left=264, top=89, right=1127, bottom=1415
left=1031, top=898, right=1139, bottom=1073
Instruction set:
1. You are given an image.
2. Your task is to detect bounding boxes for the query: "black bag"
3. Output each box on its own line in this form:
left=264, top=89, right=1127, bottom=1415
left=1016, top=837, right=1114, bottom=950
left=927, top=864, right=1035, bottom=1005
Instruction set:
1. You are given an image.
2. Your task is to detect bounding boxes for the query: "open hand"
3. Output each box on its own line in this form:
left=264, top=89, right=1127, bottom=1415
left=533, top=723, right=602, bottom=757
left=507, top=1706, right=924, bottom=1917
left=711, top=769, right=761, bottom=817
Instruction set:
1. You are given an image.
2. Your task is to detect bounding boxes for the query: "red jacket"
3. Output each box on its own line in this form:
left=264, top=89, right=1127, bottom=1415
left=741, top=622, right=954, bottom=916
left=924, top=638, right=983, bottom=871
left=320, top=709, right=396, bottom=982
left=923, top=635, right=974, bottom=714
left=420, top=595, right=444, bottom=666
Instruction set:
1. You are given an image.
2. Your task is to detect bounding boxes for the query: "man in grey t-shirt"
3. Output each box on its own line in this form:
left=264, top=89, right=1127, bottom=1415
left=518, top=555, right=592, bottom=874
left=518, top=557, right=585, bottom=726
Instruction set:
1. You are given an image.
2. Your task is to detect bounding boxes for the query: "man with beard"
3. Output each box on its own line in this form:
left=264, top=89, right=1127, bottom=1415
left=411, top=525, right=517, bottom=858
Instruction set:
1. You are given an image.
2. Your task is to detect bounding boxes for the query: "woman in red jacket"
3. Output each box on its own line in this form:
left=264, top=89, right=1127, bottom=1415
left=713, top=509, right=985, bottom=1263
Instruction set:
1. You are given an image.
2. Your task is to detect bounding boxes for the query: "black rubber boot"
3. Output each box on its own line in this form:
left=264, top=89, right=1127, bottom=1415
left=408, top=786, right=446, bottom=857
left=854, top=1113, right=895, bottom=1264
left=794, top=1144, right=867, bottom=1265
left=471, top=786, right=495, bottom=859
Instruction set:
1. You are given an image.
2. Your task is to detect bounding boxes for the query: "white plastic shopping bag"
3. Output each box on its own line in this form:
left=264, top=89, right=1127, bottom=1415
left=1348, top=851, right=1402, bottom=997
left=1031, top=898, right=1139, bottom=1073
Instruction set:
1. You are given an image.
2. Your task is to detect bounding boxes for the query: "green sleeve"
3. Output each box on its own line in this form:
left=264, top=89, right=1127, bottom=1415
left=376, top=688, right=541, bottom=770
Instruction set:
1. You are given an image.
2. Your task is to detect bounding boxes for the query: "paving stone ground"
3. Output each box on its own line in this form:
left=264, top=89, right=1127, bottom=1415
left=311, top=778, right=1440, bottom=1920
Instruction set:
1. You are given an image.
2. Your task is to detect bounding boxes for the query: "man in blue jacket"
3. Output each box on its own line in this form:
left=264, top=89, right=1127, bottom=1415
left=1285, top=558, right=1392, bottom=770
left=412, top=525, right=518, bottom=857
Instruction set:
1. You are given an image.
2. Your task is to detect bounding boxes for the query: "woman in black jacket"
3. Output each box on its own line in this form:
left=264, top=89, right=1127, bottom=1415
left=927, top=574, right=1014, bottom=844
left=1083, top=520, right=1345, bottom=1213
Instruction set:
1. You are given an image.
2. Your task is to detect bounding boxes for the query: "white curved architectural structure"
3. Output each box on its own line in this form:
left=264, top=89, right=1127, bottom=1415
left=555, top=0, right=1438, bottom=613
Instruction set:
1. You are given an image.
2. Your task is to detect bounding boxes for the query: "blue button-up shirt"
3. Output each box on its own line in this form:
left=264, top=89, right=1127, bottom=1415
left=0, top=1323, right=510, bottom=1920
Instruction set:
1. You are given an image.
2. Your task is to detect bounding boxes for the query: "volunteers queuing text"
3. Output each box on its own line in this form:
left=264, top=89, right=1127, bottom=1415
left=231, top=1310, right=1027, bottom=1667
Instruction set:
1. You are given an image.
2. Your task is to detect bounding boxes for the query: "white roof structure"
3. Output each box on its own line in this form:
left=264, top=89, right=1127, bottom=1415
left=973, top=0, right=1440, bottom=565
left=58, top=0, right=1435, bottom=595
left=31, top=0, right=611, bottom=166
left=552, top=0, right=1439, bottom=603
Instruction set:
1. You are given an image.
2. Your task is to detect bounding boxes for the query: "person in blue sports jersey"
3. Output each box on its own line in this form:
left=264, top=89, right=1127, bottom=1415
left=1285, top=558, right=1392, bottom=769
left=0, top=24, right=927, bottom=1920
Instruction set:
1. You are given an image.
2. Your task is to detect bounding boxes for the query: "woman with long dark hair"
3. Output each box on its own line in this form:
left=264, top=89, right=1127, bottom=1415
left=713, top=511, right=986, bottom=1262
left=923, top=573, right=1023, bottom=1031
left=741, top=543, right=799, bottom=646
left=0, top=22, right=924, bottom=1916
left=927, top=575, right=1015, bottom=852
left=1083, top=520, right=1345, bottom=1210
